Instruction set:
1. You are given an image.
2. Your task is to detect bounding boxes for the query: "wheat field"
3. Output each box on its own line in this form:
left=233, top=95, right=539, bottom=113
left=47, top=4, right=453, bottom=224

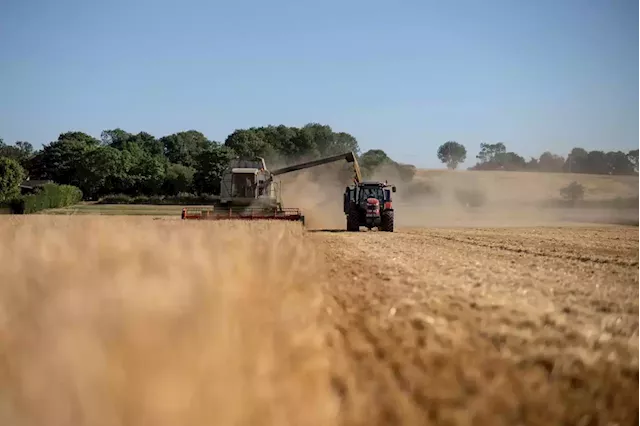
left=0, top=217, right=338, bottom=426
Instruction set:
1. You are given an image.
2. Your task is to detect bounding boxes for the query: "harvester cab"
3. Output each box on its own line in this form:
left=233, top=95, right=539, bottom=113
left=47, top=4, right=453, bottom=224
left=344, top=181, right=396, bottom=232
left=219, top=158, right=281, bottom=209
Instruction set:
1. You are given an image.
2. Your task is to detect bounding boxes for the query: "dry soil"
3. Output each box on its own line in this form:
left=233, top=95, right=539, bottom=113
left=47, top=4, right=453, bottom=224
left=314, top=225, right=638, bottom=426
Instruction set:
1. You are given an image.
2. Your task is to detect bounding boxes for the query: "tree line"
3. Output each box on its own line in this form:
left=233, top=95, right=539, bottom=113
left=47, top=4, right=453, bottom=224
left=1, top=125, right=637, bottom=203
left=437, top=141, right=639, bottom=175
left=0, top=124, right=380, bottom=201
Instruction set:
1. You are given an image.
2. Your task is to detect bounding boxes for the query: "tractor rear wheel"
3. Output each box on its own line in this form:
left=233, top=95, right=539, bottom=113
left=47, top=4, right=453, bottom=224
left=380, top=210, right=394, bottom=232
left=347, top=203, right=360, bottom=232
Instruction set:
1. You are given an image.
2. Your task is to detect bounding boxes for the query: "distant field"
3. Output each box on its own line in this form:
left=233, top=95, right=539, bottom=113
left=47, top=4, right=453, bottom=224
left=414, top=169, right=638, bottom=203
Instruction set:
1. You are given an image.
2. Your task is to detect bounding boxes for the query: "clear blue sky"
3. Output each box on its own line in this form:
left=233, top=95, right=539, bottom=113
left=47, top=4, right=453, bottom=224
left=0, top=0, right=637, bottom=168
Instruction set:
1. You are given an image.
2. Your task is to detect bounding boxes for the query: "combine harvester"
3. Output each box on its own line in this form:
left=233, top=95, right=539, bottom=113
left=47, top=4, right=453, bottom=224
left=181, top=151, right=362, bottom=225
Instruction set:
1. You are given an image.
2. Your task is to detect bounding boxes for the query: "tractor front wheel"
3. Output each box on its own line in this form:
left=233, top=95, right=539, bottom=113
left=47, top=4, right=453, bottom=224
left=380, top=210, right=394, bottom=232
left=347, top=203, right=360, bottom=232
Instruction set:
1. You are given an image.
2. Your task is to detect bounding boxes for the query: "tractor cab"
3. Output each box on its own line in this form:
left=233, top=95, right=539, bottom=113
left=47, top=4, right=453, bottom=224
left=344, top=181, right=396, bottom=210
left=343, top=181, right=396, bottom=232
left=358, top=183, right=396, bottom=205
left=359, top=185, right=384, bottom=205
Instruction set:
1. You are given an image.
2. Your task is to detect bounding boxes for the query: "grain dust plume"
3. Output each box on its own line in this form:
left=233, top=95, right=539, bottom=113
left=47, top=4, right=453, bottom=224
left=279, top=163, right=351, bottom=230
left=367, top=166, right=639, bottom=228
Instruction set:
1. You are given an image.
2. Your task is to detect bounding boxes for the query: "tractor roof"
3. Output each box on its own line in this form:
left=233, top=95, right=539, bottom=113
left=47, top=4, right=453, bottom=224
left=360, top=180, right=388, bottom=186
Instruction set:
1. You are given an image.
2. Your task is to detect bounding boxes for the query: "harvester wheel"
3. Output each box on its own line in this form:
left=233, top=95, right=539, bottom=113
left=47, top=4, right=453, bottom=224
left=380, top=210, right=394, bottom=232
left=347, top=203, right=360, bottom=232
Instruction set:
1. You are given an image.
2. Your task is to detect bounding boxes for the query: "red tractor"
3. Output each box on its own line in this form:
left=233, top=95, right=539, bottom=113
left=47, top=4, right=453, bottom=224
left=343, top=181, right=396, bottom=232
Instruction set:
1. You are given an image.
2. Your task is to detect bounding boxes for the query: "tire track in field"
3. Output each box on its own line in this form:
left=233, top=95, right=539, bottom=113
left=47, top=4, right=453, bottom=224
left=407, top=230, right=638, bottom=267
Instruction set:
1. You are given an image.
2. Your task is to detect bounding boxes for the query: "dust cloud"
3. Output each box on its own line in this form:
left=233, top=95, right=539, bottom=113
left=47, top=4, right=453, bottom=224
left=279, top=160, right=639, bottom=230
left=279, top=162, right=353, bottom=230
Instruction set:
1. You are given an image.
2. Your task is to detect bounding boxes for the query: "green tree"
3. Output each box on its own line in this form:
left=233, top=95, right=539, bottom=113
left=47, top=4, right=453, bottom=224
left=15, top=141, right=33, bottom=157
left=102, top=129, right=162, bottom=156
left=101, top=128, right=130, bottom=148
left=357, top=149, right=415, bottom=182
left=395, top=163, right=417, bottom=182
left=224, top=129, right=271, bottom=160
left=333, top=132, right=359, bottom=155
left=585, top=150, right=609, bottom=175
left=525, top=157, right=539, bottom=171
left=0, top=157, right=25, bottom=202
left=133, top=131, right=163, bottom=157
left=437, top=141, right=467, bottom=169
left=164, top=163, right=196, bottom=194
left=128, top=153, right=167, bottom=195
left=58, top=131, right=100, bottom=145
left=104, top=133, right=169, bottom=195
left=627, top=149, right=639, bottom=173
left=301, top=123, right=350, bottom=157
left=538, top=152, right=565, bottom=173
left=298, top=123, right=331, bottom=157
left=291, top=123, right=359, bottom=159
left=605, top=151, right=635, bottom=175
left=498, top=152, right=527, bottom=171
left=287, top=128, right=317, bottom=161
left=193, top=145, right=236, bottom=195
left=476, top=142, right=506, bottom=164
left=223, top=124, right=360, bottom=164
left=564, top=147, right=589, bottom=173
left=471, top=142, right=509, bottom=170
left=0, top=142, right=23, bottom=162
left=254, top=125, right=296, bottom=158
left=359, top=149, right=392, bottom=173
left=0, top=140, right=34, bottom=170
left=77, top=146, right=127, bottom=199
left=29, top=132, right=99, bottom=185
left=160, top=130, right=210, bottom=167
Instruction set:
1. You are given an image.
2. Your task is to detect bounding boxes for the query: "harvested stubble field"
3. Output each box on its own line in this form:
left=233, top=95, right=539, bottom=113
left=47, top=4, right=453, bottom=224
left=0, top=216, right=637, bottom=426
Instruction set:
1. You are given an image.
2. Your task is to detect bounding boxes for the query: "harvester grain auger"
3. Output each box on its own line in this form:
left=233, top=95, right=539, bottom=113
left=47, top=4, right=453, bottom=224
left=181, top=151, right=362, bottom=224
